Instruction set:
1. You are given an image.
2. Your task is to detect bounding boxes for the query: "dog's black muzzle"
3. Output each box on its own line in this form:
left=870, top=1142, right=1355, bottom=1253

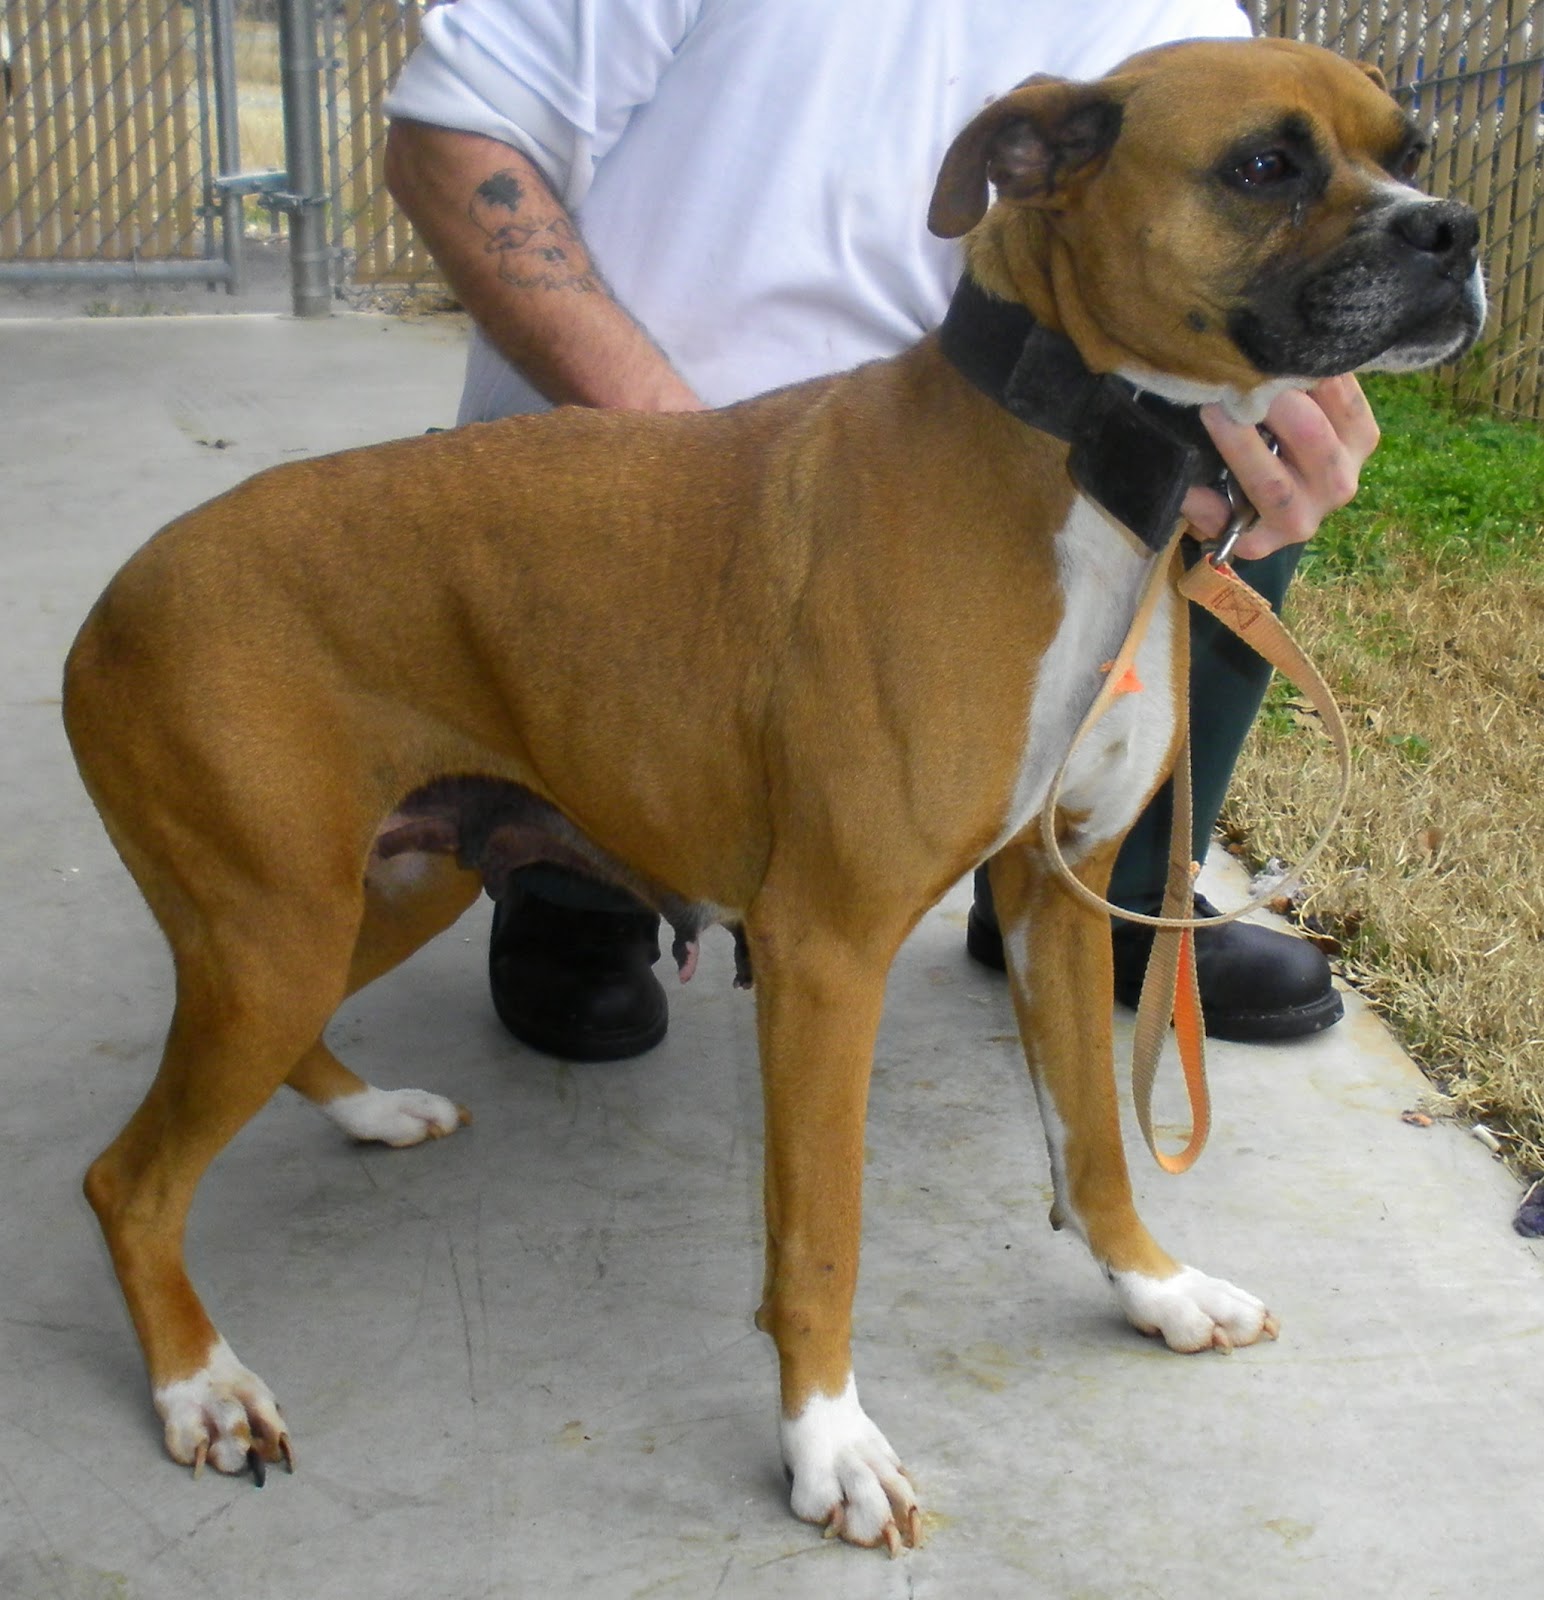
left=1230, top=195, right=1484, bottom=378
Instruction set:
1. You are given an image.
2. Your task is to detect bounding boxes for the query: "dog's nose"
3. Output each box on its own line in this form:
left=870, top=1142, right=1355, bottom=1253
left=1391, top=198, right=1479, bottom=277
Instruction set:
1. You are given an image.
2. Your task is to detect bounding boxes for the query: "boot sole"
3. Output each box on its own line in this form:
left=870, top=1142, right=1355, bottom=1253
left=976, top=905, right=1343, bottom=1043
left=491, top=984, right=669, bottom=1062
left=1114, top=979, right=1344, bottom=1043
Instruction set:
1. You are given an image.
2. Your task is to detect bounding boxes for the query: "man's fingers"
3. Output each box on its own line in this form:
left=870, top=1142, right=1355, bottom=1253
left=1308, top=372, right=1381, bottom=460
left=1191, top=378, right=1380, bottom=562
left=1179, top=483, right=1230, bottom=540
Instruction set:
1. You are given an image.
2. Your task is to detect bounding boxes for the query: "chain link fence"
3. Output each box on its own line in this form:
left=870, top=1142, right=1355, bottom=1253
left=0, top=0, right=231, bottom=285
left=322, top=0, right=441, bottom=289
left=2, top=2, right=1540, bottom=418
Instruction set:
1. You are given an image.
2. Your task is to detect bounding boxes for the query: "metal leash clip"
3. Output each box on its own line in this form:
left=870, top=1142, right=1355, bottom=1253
left=1204, top=429, right=1280, bottom=568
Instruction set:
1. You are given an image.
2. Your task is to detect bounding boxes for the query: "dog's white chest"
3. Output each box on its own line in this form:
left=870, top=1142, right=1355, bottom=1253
left=991, top=498, right=1178, bottom=859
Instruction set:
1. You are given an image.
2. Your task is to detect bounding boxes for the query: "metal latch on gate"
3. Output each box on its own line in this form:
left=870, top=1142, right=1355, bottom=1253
left=213, top=171, right=325, bottom=214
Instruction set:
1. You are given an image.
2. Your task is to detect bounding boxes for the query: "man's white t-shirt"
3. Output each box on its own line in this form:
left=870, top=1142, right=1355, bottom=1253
left=385, top=0, right=1252, bottom=421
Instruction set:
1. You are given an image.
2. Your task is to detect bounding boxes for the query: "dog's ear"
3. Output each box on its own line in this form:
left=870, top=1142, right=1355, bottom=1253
left=928, top=77, right=1124, bottom=238
left=1357, top=61, right=1389, bottom=92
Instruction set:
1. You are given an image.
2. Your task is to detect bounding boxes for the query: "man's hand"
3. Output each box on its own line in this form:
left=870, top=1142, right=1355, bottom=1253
left=1180, top=375, right=1380, bottom=560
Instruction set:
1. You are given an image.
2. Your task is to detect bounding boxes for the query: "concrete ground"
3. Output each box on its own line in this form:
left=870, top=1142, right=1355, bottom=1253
left=3, top=314, right=1541, bottom=1600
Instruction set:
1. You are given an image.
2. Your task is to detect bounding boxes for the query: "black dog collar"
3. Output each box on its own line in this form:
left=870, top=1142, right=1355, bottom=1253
left=937, top=275, right=1229, bottom=552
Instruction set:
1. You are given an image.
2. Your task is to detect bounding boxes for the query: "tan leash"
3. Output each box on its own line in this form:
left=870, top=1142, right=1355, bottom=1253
left=1038, top=530, right=1353, bottom=1173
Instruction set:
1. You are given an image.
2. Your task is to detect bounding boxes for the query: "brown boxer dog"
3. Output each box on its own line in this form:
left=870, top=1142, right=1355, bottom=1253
left=64, top=38, right=1482, bottom=1551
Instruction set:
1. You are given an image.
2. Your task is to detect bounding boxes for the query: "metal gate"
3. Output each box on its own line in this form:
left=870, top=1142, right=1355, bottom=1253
left=0, top=0, right=239, bottom=288
left=0, top=0, right=460, bottom=299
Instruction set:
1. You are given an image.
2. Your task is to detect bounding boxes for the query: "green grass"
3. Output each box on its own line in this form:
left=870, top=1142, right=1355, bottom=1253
left=1303, top=374, right=1544, bottom=580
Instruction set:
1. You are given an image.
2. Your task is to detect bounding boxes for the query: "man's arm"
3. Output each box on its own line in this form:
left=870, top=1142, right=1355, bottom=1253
left=385, top=119, right=704, bottom=413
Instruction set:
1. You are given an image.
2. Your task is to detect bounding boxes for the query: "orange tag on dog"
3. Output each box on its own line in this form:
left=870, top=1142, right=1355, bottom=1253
left=1097, top=660, right=1144, bottom=694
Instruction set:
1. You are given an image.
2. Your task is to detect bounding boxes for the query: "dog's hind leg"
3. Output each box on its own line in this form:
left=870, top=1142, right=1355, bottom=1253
left=989, top=838, right=1278, bottom=1353
left=83, top=862, right=372, bottom=1478
left=747, top=897, right=922, bottom=1553
left=285, top=853, right=481, bottom=1147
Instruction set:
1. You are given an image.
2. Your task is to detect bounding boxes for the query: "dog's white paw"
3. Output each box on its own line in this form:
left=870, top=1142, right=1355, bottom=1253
left=320, top=1085, right=468, bottom=1147
left=1111, top=1264, right=1279, bottom=1352
left=156, top=1337, right=293, bottom=1479
left=781, top=1377, right=921, bottom=1554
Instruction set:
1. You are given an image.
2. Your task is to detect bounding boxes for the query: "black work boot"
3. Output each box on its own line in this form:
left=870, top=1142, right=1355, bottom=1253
left=966, top=899, right=1008, bottom=971
left=965, top=880, right=1342, bottom=1043
left=1110, top=893, right=1342, bottom=1042
left=488, top=887, right=668, bottom=1061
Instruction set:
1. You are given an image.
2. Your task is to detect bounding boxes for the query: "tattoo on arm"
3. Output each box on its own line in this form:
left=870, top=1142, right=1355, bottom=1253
left=469, top=169, right=601, bottom=293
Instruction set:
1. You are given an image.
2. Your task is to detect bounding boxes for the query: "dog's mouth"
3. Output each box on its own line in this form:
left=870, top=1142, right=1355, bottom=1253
left=1228, top=196, right=1486, bottom=379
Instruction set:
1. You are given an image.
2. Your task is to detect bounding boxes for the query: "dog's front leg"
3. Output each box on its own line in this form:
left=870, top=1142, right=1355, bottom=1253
left=747, top=910, right=921, bottom=1553
left=989, top=840, right=1277, bottom=1352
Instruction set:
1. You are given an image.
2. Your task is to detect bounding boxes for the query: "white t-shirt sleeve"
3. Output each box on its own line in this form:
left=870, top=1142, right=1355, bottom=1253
left=384, top=0, right=703, bottom=208
left=1165, top=0, right=1255, bottom=44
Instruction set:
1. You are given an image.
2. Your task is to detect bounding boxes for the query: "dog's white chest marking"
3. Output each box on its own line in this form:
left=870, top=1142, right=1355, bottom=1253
left=991, top=497, right=1178, bottom=859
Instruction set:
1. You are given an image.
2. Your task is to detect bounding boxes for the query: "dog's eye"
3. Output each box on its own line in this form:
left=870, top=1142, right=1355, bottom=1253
left=1233, top=149, right=1297, bottom=188
left=1394, top=145, right=1425, bottom=182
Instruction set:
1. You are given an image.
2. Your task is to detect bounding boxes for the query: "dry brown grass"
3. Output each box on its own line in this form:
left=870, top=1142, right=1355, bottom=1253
left=235, top=19, right=285, bottom=174
left=234, top=16, right=281, bottom=89
left=1225, top=556, right=1544, bottom=1171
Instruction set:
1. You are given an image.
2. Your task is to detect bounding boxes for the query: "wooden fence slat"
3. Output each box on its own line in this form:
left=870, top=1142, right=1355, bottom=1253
left=24, top=3, right=55, bottom=252
left=63, top=0, right=98, bottom=257
left=339, top=0, right=436, bottom=283
left=168, top=0, right=197, bottom=256
left=166, top=0, right=196, bottom=256
left=146, top=2, right=175, bottom=256
left=376, top=12, right=406, bottom=273
left=83, top=0, right=116, bottom=258
left=40, top=0, right=74, bottom=255
left=1, top=5, right=43, bottom=258
left=345, top=4, right=376, bottom=276
left=362, top=6, right=391, bottom=277
left=1394, top=2, right=1432, bottom=121
left=1495, top=44, right=1542, bottom=416
left=382, top=8, right=420, bottom=275
left=146, top=0, right=171, bottom=256
left=102, top=1, right=139, bottom=259
left=124, top=1, right=159, bottom=257
left=1493, top=5, right=1538, bottom=415
left=1464, top=75, right=1503, bottom=278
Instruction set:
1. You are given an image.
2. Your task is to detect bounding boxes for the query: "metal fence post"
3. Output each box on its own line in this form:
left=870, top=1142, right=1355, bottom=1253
left=278, top=0, right=330, bottom=317
left=208, top=0, right=245, bottom=295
